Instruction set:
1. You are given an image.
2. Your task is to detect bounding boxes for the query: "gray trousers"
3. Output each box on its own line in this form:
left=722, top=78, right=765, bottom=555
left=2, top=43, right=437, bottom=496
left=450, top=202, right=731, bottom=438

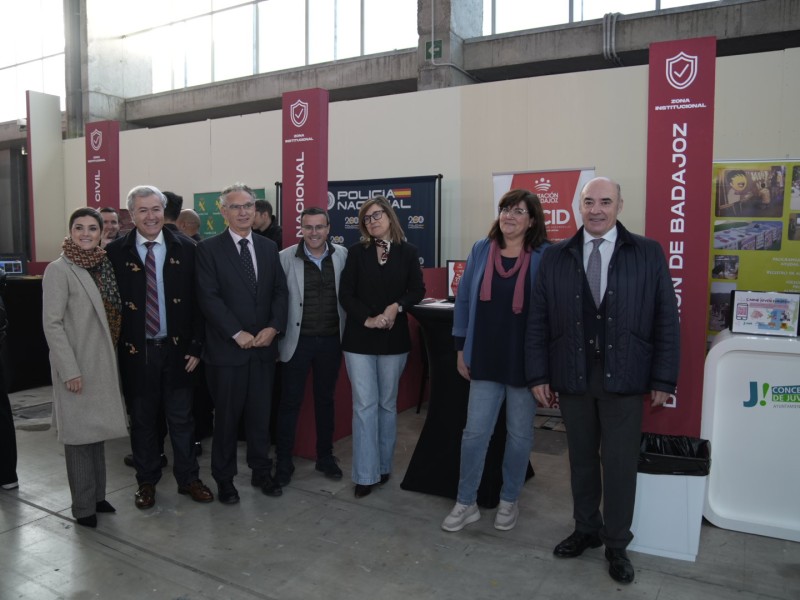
left=64, top=442, right=106, bottom=519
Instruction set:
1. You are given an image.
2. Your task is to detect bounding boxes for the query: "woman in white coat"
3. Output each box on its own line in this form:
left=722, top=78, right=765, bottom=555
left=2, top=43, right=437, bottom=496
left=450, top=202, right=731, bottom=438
left=42, top=207, right=128, bottom=528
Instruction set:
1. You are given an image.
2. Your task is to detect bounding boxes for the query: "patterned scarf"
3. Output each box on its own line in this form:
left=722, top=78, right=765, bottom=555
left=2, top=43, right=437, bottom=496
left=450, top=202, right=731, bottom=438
left=374, top=239, right=391, bottom=265
left=61, top=237, right=122, bottom=345
left=479, top=239, right=531, bottom=315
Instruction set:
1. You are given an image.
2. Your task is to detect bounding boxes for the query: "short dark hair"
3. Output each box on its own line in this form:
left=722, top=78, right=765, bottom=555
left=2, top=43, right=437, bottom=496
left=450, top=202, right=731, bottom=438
left=163, top=191, right=184, bottom=221
left=99, top=207, right=118, bottom=216
left=300, top=207, right=329, bottom=225
left=69, top=207, right=103, bottom=231
left=255, top=199, right=273, bottom=217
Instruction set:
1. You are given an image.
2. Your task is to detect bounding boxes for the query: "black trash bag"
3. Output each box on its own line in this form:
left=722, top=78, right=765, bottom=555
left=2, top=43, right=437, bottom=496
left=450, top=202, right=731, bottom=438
left=638, top=433, right=711, bottom=476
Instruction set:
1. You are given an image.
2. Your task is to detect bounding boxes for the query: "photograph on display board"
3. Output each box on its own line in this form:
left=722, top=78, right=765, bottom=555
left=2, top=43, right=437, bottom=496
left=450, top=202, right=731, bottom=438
left=709, top=281, right=736, bottom=333
left=789, top=213, right=800, bottom=241
left=713, top=220, right=783, bottom=251
left=711, top=255, right=739, bottom=280
left=715, top=166, right=786, bottom=218
left=791, top=166, right=800, bottom=210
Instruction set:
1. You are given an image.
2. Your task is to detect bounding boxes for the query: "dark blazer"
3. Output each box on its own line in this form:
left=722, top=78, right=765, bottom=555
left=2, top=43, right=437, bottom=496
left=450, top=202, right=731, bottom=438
left=106, top=227, right=204, bottom=399
left=339, top=240, right=425, bottom=355
left=195, top=229, right=288, bottom=366
left=525, top=222, right=680, bottom=396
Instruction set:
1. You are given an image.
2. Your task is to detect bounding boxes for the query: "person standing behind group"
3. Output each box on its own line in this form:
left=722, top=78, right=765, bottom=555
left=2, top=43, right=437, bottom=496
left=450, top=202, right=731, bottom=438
left=275, top=207, right=348, bottom=486
left=41, top=207, right=128, bottom=527
left=177, top=209, right=202, bottom=242
left=253, top=199, right=283, bottom=250
left=441, top=189, right=549, bottom=533
left=106, top=186, right=214, bottom=510
left=196, top=183, right=288, bottom=504
left=99, top=207, right=121, bottom=248
left=339, top=197, right=425, bottom=498
left=525, top=177, right=680, bottom=584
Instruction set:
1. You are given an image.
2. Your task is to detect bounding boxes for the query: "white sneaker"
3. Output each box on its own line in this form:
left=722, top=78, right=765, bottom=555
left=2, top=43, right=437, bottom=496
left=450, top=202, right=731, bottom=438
left=441, top=502, right=480, bottom=532
left=494, top=500, right=519, bottom=531
left=1, top=481, right=19, bottom=490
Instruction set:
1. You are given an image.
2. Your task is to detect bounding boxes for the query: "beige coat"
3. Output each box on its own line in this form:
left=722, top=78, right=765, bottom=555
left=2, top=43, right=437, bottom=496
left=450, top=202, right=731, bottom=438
left=42, top=256, right=128, bottom=445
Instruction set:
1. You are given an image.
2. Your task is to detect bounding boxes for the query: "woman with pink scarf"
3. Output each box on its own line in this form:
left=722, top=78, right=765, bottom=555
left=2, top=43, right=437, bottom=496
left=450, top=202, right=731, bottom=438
left=442, top=189, right=549, bottom=533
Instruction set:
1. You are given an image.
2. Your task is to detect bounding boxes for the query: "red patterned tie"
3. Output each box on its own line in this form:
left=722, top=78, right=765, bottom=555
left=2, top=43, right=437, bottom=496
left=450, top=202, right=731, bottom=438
left=144, top=242, right=160, bottom=337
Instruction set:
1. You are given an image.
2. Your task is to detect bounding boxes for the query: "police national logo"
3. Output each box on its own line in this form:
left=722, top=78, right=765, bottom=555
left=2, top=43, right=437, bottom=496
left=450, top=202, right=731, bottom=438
left=665, top=52, right=698, bottom=90
left=290, top=99, right=309, bottom=128
left=90, top=128, right=103, bottom=152
left=327, top=191, right=336, bottom=211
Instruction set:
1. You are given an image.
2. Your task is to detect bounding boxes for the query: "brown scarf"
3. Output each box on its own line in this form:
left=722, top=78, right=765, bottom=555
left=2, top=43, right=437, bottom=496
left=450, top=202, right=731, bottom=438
left=61, top=237, right=122, bottom=345
left=479, top=239, right=531, bottom=314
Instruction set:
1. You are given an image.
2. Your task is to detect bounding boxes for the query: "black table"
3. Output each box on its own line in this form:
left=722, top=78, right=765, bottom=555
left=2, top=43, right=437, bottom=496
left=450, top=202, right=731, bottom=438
left=1, top=277, right=51, bottom=392
left=401, top=303, right=532, bottom=509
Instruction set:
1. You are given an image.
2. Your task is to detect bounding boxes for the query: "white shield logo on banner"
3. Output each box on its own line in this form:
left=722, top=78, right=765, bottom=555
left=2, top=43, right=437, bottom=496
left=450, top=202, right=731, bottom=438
left=290, top=100, right=309, bottom=128
left=90, top=129, right=103, bottom=151
left=665, top=52, right=698, bottom=90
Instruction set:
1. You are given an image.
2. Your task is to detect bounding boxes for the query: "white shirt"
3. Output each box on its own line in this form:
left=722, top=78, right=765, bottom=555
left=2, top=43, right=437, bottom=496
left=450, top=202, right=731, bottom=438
left=227, top=229, right=258, bottom=279
left=582, top=226, right=618, bottom=300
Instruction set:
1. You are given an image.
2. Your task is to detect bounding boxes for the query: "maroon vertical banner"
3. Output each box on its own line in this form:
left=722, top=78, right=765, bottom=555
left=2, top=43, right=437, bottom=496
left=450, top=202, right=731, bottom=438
left=84, top=120, right=120, bottom=208
left=644, top=37, right=716, bottom=437
left=282, top=88, right=329, bottom=248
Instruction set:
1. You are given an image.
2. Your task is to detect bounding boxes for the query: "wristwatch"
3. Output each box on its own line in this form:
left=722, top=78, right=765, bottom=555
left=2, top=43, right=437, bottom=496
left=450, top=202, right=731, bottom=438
left=397, top=303, right=404, bottom=313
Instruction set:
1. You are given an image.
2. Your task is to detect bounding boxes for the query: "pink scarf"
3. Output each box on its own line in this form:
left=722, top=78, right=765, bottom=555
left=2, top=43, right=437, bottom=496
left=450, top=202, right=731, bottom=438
left=479, top=240, right=531, bottom=314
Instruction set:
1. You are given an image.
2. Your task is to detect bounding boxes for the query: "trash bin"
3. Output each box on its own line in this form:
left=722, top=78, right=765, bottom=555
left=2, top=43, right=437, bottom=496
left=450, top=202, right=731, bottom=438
left=629, top=433, right=711, bottom=562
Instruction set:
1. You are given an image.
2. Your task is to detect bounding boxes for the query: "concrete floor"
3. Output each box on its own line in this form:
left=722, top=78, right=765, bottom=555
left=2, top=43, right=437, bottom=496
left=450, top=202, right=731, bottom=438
left=2, top=386, right=799, bottom=600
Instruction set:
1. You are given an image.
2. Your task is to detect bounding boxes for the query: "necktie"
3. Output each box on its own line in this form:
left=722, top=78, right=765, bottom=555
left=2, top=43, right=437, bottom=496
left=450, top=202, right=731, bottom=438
left=144, top=241, right=160, bottom=337
left=587, top=238, right=603, bottom=307
left=239, top=238, right=257, bottom=292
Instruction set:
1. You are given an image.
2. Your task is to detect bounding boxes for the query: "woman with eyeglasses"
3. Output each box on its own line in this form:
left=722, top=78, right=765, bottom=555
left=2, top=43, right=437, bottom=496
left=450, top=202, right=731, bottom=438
left=339, top=196, right=425, bottom=498
left=41, top=207, right=128, bottom=528
left=441, top=189, right=550, bottom=533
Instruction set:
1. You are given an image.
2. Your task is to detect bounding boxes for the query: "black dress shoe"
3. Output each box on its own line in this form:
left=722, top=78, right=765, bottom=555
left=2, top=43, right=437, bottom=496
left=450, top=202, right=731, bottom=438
left=315, top=456, right=343, bottom=480
left=379, top=473, right=390, bottom=485
left=605, top=548, right=635, bottom=584
left=95, top=500, right=116, bottom=513
left=217, top=480, right=240, bottom=505
left=553, top=531, right=603, bottom=558
left=134, top=483, right=156, bottom=510
left=275, top=462, right=295, bottom=486
left=76, top=514, right=97, bottom=528
left=354, top=484, right=372, bottom=498
left=260, top=474, right=283, bottom=497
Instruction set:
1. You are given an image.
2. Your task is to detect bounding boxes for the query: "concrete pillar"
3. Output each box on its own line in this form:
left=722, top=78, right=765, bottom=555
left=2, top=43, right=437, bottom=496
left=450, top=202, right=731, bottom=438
left=64, top=0, right=152, bottom=135
left=417, top=0, right=483, bottom=90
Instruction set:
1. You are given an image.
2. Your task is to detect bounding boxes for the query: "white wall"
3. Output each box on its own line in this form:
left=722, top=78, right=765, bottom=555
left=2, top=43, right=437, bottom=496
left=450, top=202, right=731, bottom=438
left=56, top=48, right=800, bottom=263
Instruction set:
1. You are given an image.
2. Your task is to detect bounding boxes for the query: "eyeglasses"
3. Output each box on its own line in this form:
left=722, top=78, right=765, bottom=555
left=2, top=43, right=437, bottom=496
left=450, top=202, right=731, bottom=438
left=499, top=207, right=529, bottom=218
left=301, top=224, right=329, bottom=232
left=224, top=202, right=255, bottom=212
left=363, top=210, right=386, bottom=224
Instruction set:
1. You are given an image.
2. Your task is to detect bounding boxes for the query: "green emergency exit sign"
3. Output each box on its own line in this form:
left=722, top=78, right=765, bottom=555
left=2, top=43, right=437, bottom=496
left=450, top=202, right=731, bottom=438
left=425, top=40, right=442, bottom=60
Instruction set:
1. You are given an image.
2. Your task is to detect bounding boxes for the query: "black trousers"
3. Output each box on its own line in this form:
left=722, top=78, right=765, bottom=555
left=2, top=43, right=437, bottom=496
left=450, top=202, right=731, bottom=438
left=0, top=362, right=17, bottom=487
left=276, top=334, right=342, bottom=464
left=207, top=355, right=275, bottom=483
left=558, top=362, right=643, bottom=549
left=129, top=340, right=199, bottom=486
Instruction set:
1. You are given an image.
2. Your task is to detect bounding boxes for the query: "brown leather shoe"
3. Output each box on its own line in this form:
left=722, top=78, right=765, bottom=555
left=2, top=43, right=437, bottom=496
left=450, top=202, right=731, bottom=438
left=135, top=483, right=156, bottom=509
left=178, top=479, right=214, bottom=503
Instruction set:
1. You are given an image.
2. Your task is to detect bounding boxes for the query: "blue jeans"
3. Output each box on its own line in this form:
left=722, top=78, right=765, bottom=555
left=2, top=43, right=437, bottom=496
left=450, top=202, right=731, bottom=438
left=457, top=380, right=536, bottom=505
left=344, top=351, right=408, bottom=485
